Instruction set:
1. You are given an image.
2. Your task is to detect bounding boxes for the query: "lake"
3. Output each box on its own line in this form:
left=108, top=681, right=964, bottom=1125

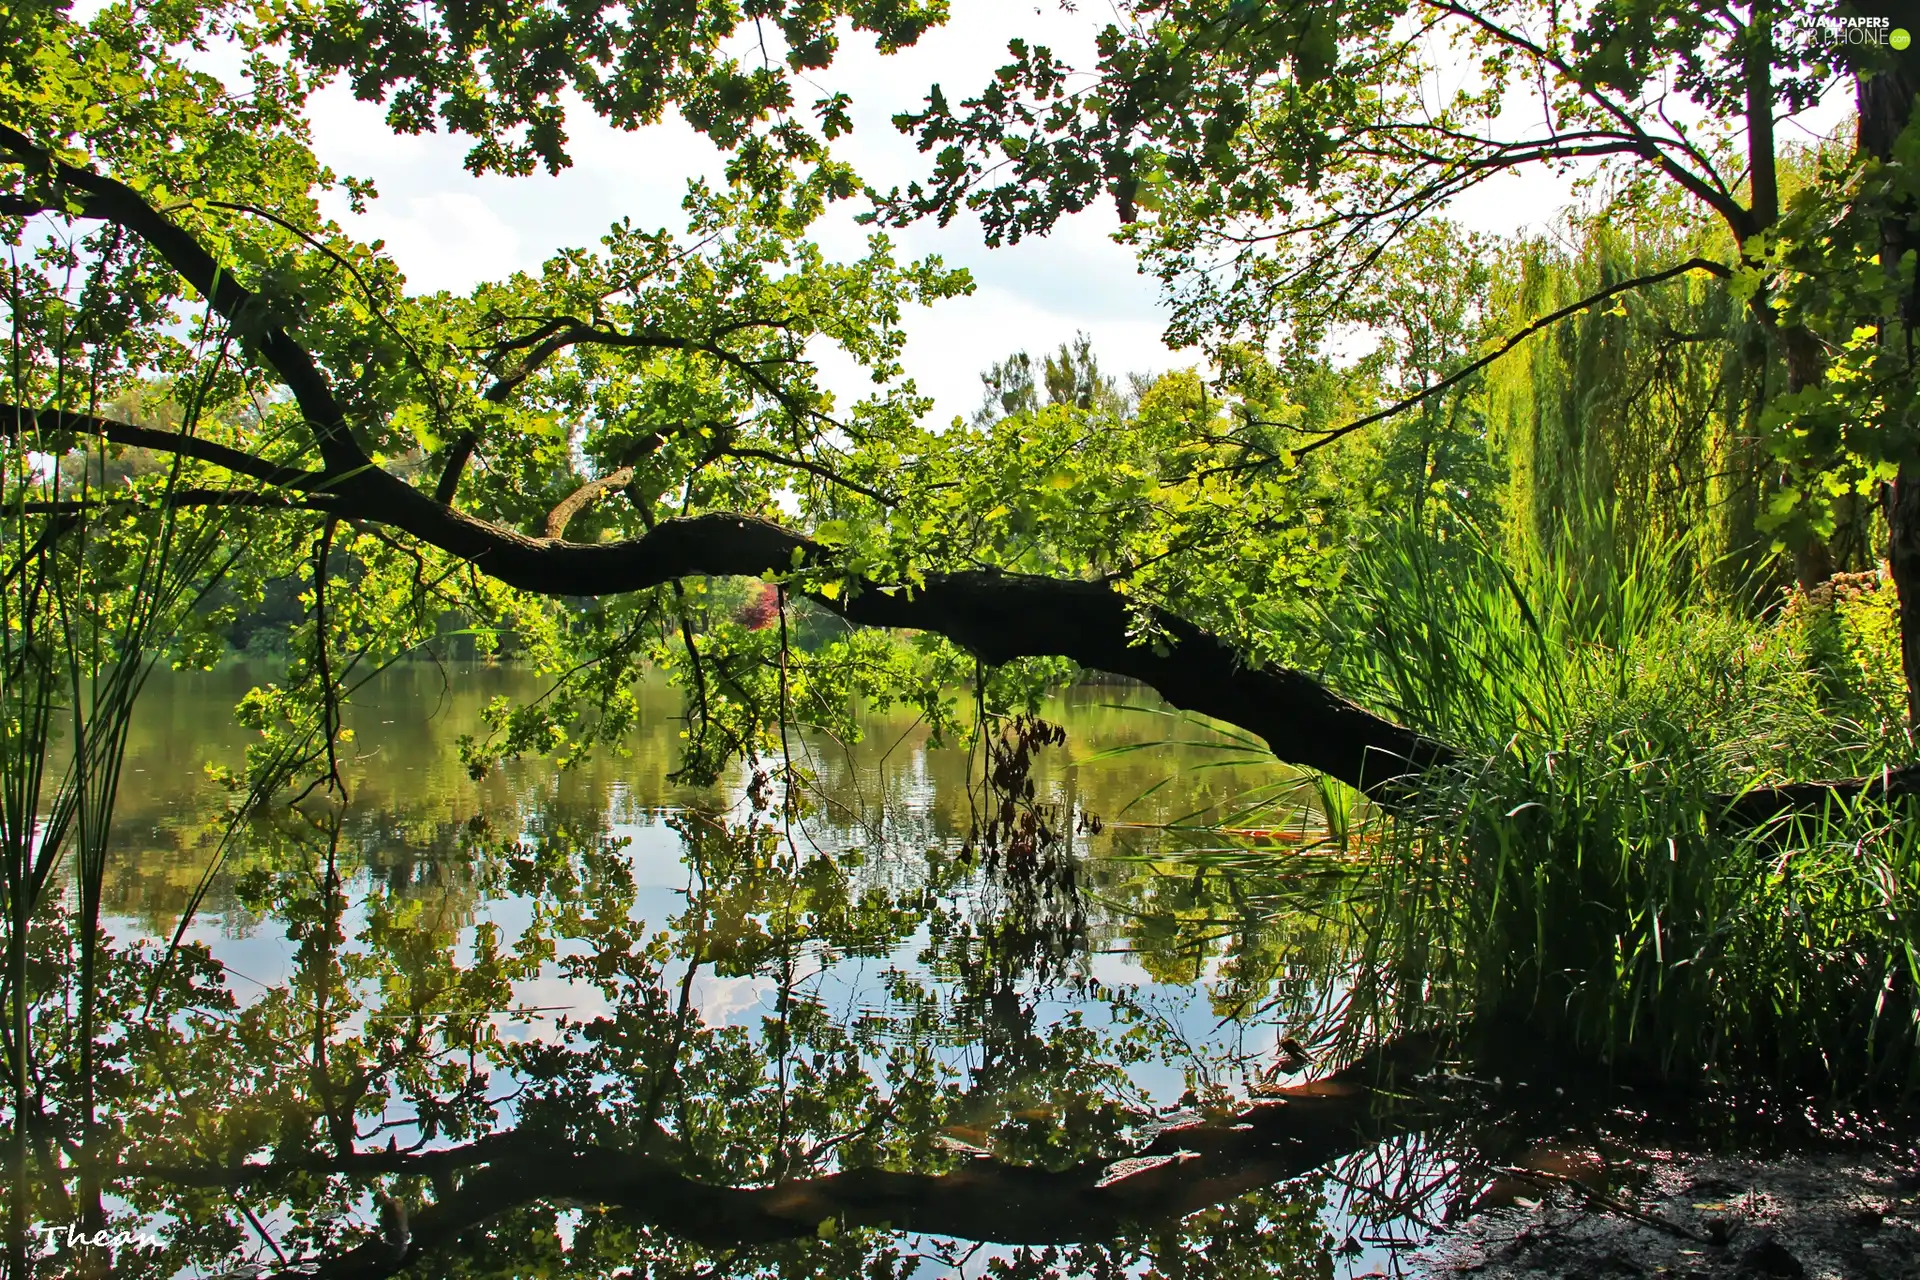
left=30, top=662, right=1479, bottom=1279
left=23, top=661, right=1908, bottom=1280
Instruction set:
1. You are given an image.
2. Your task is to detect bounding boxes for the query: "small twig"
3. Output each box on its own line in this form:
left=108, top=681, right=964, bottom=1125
left=1484, top=1163, right=1708, bottom=1242
left=722, top=446, right=895, bottom=504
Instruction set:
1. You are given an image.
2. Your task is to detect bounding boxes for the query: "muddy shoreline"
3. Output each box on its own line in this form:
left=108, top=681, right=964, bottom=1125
left=1411, top=1147, right=1920, bottom=1278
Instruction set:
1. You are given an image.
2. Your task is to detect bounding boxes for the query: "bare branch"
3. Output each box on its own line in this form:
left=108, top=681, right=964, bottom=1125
left=1269, top=257, right=1733, bottom=458
left=0, top=403, right=329, bottom=491
left=722, top=446, right=895, bottom=504
left=1426, top=3, right=1750, bottom=235
left=544, top=466, right=636, bottom=540
left=13, top=489, right=336, bottom=514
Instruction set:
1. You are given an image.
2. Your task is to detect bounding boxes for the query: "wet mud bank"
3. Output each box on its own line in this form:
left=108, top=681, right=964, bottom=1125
left=1413, top=1147, right=1920, bottom=1279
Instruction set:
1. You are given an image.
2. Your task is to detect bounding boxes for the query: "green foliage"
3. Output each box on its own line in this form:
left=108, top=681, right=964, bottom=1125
left=1325, top=515, right=1920, bottom=1095
left=880, top=0, right=1916, bottom=603
left=1758, top=116, right=1920, bottom=550
left=879, top=1, right=1838, bottom=336
left=272, top=0, right=950, bottom=184
left=2, top=0, right=987, bottom=800
left=1480, top=197, right=1789, bottom=594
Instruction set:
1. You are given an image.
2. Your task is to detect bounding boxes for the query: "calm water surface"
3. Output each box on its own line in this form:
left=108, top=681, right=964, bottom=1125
left=48, top=663, right=1470, bottom=1279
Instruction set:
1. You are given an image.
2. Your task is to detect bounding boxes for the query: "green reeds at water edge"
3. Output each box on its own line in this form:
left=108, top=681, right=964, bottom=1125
left=1, top=388, right=249, bottom=1264
left=1321, top=516, right=1920, bottom=1100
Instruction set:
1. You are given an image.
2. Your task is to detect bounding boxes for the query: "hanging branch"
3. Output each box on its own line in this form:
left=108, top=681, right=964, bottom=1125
left=310, top=517, right=345, bottom=799
left=1250, top=257, right=1734, bottom=460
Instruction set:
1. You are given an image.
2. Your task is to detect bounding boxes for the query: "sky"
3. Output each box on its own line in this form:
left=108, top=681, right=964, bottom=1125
left=302, top=1, right=1171, bottom=428
left=297, top=0, right=1563, bottom=427
left=295, top=0, right=1848, bottom=429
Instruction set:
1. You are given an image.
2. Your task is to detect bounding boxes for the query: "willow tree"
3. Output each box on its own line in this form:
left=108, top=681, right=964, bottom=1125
left=1482, top=204, right=1782, bottom=598
left=887, top=0, right=1920, bottom=710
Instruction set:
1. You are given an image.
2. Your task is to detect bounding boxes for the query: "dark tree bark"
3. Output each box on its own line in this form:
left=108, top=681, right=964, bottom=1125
left=1890, top=469, right=1920, bottom=723
left=123, top=1033, right=1456, bottom=1280
left=1744, top=7, right=1837, bottom=592
left=1854, top=7, right=1920, bottom=720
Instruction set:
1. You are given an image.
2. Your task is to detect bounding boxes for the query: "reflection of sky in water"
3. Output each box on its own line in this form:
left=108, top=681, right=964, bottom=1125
left=90, top=667, right=1404, bottom=1278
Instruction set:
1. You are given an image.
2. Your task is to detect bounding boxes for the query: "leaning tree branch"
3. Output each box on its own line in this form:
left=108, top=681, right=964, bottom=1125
left=1254, top=256, right=1733, bottom=459
left=1718, top=765, right=1920, bottom=826
left=177, top=1033, right=1447, bottom=1280
left=1, top=127, right=1901, bottom=824
left=0, top=195, right=56, bottom=218
left=482, top=321, right=731, bottom=404
left=433, top=431, right=480, bottom=504
left=1424, top=3, right=1751, bottom=236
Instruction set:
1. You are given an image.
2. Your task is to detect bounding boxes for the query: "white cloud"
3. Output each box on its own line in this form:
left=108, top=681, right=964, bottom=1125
left=294, top=0, right=1853, bottom=421
left=299, top=2, right=1171, bottom=424
left=691, top=973, right=776, bottom=1025
left=351, top=192, right=526, bottom=294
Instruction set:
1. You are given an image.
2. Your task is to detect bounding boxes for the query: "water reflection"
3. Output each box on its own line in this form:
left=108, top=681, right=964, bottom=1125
left=13, top=664, right=1469, bottom=1280
left=104, top=664, right=1322, bottom=924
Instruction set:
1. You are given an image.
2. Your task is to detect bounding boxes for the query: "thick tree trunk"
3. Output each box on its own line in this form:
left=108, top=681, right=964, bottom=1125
left=1792, top=538, right=1837, bottom=593
left=1890, top=471, right=1920, bottom=723
left=1856, top=7, right=1920, bottom=718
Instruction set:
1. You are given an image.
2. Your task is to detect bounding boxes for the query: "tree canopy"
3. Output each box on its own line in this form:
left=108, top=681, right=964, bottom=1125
left=9, top=1, right=1920, bottom=1273
left=1, top=0, right=1915, bottom=789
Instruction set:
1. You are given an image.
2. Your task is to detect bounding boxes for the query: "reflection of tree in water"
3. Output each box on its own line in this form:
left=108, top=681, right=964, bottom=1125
left=947, top=715, right=1092, bottom=1124
left=7, top=769, right=1508, bottom=1280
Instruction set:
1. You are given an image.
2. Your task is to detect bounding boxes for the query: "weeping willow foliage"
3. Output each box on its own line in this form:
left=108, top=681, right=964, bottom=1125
left=1483, top=205, right=1797, bottom=604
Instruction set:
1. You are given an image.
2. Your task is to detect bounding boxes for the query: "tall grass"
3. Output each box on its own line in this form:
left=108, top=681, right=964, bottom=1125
left=1322, top=518, right=1920, bottom=1098
left=1, top=397, right=243, bottom=1256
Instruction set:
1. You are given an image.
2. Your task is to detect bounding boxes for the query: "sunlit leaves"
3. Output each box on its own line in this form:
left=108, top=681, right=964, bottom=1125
left=265, top=0, right=950, bottom=184
left=1758, top=119, right=1920, bottom=549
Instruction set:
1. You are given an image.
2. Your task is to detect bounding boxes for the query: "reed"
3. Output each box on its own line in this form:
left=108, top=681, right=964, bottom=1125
left=1324, top=516, right=1920, bottom=1097
left=1, top=385, right=245, bottom=1252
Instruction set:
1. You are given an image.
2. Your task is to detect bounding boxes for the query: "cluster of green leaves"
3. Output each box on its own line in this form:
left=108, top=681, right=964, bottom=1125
left=874, top=0, right=1915, bottom=622
left=267, top=0, right=950, bottom=184
left=879, top=2, right=1841, bottom=340
left=1756, top=115, right=1920, bottom=551
left=797, top=360, right=1353, bottom=663
left=3, top=0, right=990, bottom=801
